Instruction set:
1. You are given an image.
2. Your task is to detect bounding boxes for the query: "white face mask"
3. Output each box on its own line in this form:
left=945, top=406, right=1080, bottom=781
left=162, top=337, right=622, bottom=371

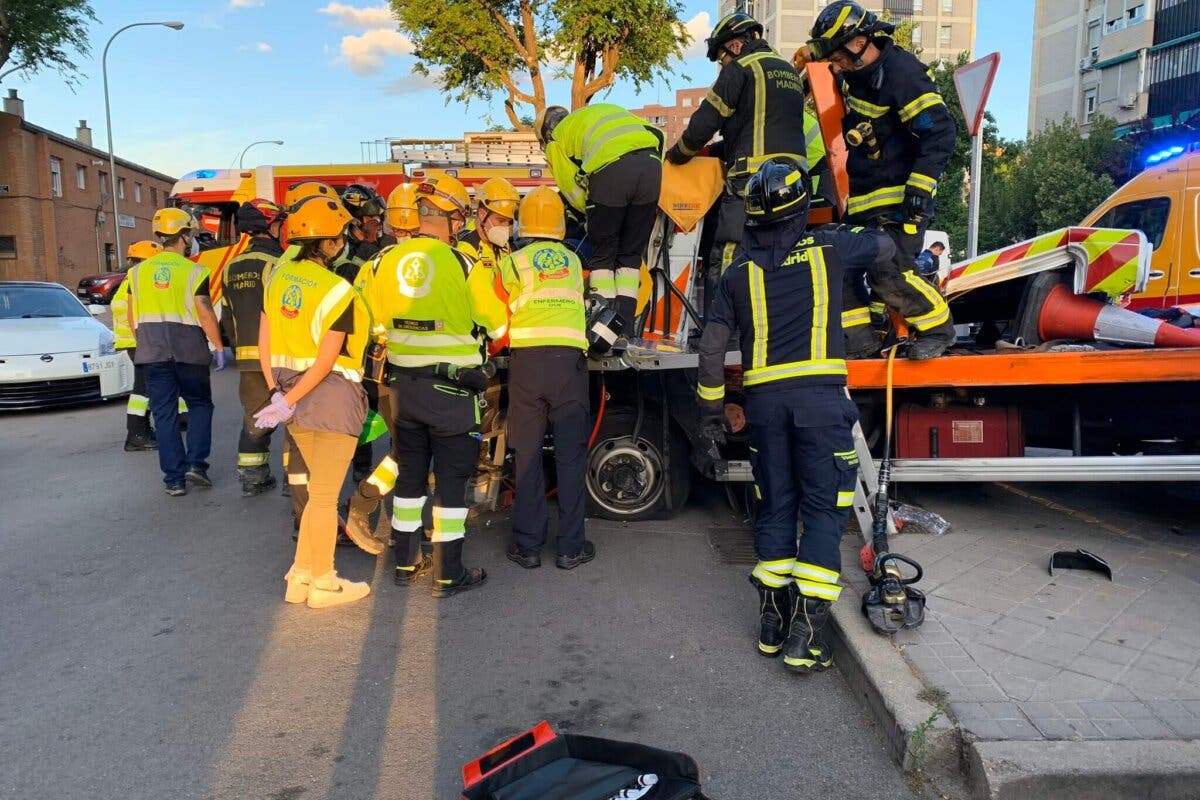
left=485, top=224, right=512, bottom=247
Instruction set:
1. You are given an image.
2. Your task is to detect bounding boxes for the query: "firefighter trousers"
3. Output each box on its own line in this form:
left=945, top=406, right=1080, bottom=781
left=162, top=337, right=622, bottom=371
left=125, top=349, right=152, bottom=437
left=745, top=386, right=859, bottom=603
left=389, top=372, right=479, bottom=577
left=237, top=370, right=275, bottom=481
left=586, top=149, right=661, bottom=327
left=507, top=346, right=590, bottom=557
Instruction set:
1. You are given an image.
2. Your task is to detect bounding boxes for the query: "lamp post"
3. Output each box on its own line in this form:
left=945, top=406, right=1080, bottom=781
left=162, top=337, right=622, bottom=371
left=238, top=140, right=284, bottom=169
left=102, top=21, right=184, bottom=259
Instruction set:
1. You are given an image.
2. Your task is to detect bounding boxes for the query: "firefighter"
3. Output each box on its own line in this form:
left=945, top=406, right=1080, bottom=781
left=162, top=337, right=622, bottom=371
left=665, top=11, right=816, bottom=285
left=369, top=174, right=508, bottom=597
left=695, top=157, right=897, bottom=673
left=498, top=187, right=595, bottom=571
left=456, top=177, right=520, bottom=270
left=807, top=0, right=957, bottom=360
left=222, top=198, right=287, bottom=496
left=113, top=240, right=163, bottom=451
left=253, top=195, right=372, bottom=608
left=282, top=180, right=336, bottom=211
left=384, top=183, right=420, bottom=245
left=127, top=209, right=225, bottom=496
left=536, top=103, right=663, bottom=339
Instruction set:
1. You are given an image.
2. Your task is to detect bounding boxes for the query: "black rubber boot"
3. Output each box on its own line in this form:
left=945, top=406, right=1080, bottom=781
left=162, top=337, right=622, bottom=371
left=238, top=465, right=276, bottom=497
left=782, top=595, right=834, bottom=674
left=124, top=432, right=158, bottom=452
left=751, top=576, right=793, bottom=658
left=394, top=553, right=433, bottom=586
left=844, top=324, right=882, bottom=360
left=431, top=539, right=487, bottom=598
left=908, top=320, right=955, bottom=360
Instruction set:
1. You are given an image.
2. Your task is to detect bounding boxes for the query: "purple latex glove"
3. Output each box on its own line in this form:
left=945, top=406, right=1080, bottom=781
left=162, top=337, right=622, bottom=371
left=253, top=391, right=294, bottom=429
left=213, top=348, right=227, bottom=371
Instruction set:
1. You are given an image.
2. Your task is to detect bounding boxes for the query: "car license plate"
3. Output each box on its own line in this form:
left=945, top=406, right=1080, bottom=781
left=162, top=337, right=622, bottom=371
left=82, top=359, right=114, bottom=374
left=77, top=288, right=88, bottom=296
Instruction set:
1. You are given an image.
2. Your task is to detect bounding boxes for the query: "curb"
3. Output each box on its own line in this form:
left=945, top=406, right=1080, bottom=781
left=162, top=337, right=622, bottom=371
left=829, top=584, right=962, bottom=778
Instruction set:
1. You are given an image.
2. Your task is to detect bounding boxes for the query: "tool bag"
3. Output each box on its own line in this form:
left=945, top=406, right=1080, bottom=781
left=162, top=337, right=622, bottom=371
left=460, top=721, right=707, bottom=800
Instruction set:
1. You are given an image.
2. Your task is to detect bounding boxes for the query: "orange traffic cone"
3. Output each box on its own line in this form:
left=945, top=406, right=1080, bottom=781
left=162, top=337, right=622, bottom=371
left=1038, top=283, right=1200, bottom=347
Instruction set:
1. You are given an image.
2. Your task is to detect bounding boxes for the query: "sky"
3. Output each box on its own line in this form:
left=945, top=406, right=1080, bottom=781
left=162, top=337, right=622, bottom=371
left=5, top=0, right=1035, bottom=179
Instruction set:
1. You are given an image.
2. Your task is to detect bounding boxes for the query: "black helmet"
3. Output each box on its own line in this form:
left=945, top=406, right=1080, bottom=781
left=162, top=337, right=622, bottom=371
left=807, top=1, right=893, bottom=61
left=340, top=183, right=385, bottom=219
left=744, top=157, right=811, bottom=228
left=535, top=105, right=569, bottom=146
left=705, top=11, right=763, bottom=62
left=236, top=197, right=286, bottom=235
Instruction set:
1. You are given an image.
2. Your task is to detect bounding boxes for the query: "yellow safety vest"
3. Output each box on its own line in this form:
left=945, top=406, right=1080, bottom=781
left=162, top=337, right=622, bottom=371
left=110, top=277, right=135, bottom=350
left=128, top=251, right=211, bottom=364
left=263, top=258, right=369, bottom=382
left=498, top=241, right=587, bottom=351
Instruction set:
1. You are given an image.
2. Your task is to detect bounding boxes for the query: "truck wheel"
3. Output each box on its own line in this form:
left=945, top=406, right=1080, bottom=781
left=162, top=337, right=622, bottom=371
left=586, top=409, right=690, bottom=521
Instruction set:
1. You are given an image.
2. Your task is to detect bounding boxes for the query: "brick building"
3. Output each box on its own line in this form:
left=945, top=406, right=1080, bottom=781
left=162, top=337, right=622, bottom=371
left=630, top=88, right=709, bottom=147
left=0, top=89, right=177, bottom=289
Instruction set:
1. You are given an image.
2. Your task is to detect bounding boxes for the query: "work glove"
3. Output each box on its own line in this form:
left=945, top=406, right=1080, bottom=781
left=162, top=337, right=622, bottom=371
left=253, top=391, right=294, bottom=429
left=700, top=413, right=727, bottom=447
left=213, top=348, right=227, bottom=371
left=903, top=192, right=934, bottom=224
left=665, top=143, right=691, bottom=166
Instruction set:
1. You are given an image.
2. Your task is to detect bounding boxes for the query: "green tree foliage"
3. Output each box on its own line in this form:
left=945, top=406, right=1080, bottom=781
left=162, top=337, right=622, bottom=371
left=0, top=0, right=96, bottom=84
left=390, top=0, right=690, bottom=129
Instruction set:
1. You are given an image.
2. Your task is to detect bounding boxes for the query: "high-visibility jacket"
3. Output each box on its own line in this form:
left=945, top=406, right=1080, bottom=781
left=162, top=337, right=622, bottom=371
left=696, top=222, right=894, bottom=404
left=456, top=228, right=508, bottom=271
left=128, top=251, right=211, bottom=365
left=263, top=258, right=369, bottom=382
left=370, top=237, right=508, bottom=368
left=222, top=236, right=283, bottom=367
left=497, top=240, right=587, bottom=351
left=838, top=40, right=956, bottom=220
left=669, top=39, right=808, bottom=178
left=545, top=103, right=662, bottom=212
left=110, top=277, right=135, bottom=350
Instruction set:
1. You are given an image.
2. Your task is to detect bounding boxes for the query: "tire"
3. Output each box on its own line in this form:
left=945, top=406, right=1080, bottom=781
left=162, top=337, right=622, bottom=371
left=585, top=408, right=690, bottom=521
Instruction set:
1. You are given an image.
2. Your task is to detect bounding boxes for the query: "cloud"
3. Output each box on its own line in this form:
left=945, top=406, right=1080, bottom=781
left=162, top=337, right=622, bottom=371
left=256, top=41, right=272, bottom=52
left=318, top=2, right=395, bottom=28
left=383, top=72, right=442, bottom=95
left=229, top=0, right=265, bottom=8
left=682, top=12, right=711, bottom=60
left=339, top=28, right=414, bottom=74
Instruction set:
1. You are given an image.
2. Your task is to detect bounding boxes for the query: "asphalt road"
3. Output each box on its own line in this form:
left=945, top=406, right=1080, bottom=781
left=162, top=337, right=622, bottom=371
left=0, top=368, right=917, bottom=800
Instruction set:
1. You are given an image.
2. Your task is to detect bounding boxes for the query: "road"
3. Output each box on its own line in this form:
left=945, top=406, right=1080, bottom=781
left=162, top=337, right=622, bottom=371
left=0, top=369, right=918, bottom=800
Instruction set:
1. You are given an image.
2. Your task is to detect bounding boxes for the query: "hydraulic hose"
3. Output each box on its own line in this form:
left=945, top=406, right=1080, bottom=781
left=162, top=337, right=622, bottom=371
left=871, top=344, right=899, bottom=562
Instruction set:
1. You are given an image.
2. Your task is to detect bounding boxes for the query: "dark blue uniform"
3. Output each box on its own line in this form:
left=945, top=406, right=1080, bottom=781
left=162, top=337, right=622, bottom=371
left=697, top=217, right=895, bottom=601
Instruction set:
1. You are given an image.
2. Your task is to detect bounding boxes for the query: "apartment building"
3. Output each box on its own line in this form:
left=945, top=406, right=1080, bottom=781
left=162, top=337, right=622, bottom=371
left=716, top=0, right=978, bottom=65
left=629, top=88, right=709, bottom=145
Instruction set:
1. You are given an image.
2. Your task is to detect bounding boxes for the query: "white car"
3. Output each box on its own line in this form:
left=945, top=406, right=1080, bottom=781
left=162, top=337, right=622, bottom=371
left=0, top=281, right=133, bottom=410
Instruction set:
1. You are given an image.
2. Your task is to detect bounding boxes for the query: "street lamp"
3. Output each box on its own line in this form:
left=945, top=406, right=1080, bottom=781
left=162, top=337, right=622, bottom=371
left=102, top=21, right=184, bottom=259
left=238, top=140, right=284, bottom=169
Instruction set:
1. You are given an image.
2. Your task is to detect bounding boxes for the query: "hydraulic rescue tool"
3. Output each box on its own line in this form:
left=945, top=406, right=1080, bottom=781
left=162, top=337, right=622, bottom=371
left=861, top=343, right=927, bottom=634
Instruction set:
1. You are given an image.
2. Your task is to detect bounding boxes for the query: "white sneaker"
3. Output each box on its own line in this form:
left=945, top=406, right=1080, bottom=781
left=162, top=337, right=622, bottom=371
left=284, top=567, right=312, bottom=604
left=307, top=571, right=371, bottom=609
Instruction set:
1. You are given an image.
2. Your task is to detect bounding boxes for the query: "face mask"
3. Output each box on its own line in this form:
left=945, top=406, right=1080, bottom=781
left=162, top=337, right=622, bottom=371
left=485, top=224, right=512, bottom=247
left=187, top=236, right=199, bottom=257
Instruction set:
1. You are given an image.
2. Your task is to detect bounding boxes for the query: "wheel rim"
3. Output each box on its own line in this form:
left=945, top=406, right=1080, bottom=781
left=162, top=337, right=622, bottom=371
left=586, top=434, right=665, bottom=517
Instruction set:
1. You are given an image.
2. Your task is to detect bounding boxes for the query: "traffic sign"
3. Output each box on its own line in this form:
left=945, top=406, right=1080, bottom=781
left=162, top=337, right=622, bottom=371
left=953, top=52, right=1001, bottom=137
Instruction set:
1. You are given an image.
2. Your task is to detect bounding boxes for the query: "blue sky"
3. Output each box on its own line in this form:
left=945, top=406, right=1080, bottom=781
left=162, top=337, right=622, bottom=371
left=6, top=0, right=1034, bottom=179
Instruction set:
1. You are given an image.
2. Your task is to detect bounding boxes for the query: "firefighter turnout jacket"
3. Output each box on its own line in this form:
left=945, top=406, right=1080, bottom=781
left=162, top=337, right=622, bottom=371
left=222, top=236, right=283, bottom=367
left=497, top=240, right=587, bottom=351
left=696, top=219, right=897, bottom=406
left=544, top=103, right=662, bottom=213
left=370, top=237, right=508, bottom=368
left=128, top=251, right=212, bottom=365
left=839, top=39, right=956, bottom=220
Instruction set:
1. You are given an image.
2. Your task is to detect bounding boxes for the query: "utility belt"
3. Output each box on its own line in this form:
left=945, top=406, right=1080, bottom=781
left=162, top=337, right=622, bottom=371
left=386, top=361, right=496, bottom=392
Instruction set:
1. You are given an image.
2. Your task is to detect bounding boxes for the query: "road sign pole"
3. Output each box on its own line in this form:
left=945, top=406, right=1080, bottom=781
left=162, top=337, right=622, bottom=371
left=967, top=132, right=983, bottom=258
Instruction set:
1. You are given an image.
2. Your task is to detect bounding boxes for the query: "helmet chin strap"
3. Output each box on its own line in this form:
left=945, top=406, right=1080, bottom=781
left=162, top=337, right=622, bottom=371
left=840, top=38, right=871, bottom=69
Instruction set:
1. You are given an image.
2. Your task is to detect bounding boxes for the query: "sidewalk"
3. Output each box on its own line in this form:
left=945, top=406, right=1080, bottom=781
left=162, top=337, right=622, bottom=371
left=836, top=480, right=1200, bottom=796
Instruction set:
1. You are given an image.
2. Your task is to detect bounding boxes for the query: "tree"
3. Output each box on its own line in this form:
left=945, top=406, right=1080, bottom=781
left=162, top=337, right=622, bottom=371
left=0, top=0, right=96, bottom=84
left=486, top=113, right=535, bottom=132
left=390, top=0, right=690, bottom=129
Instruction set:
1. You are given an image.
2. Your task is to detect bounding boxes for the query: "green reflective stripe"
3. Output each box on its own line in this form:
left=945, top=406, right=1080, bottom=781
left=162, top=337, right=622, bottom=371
left=509, top=327, right=587, bottom=345
left=902, top=271, right=950, bottom=330
left=584, top=122, right=651, bottom=162
left=614, top=267, right=640, bottom=298
left=906, top=172, right=938, bottom=194
left=810, top=247, right=829, bottom=361
left=898, top=92, right=944, bottom=122
left=126, top=394, right=149, bottom=415
left=743, top=359, right=847, bottom=386
left=792, top=561, right=839, bottom=584
left=837, top=491, right=854, bottom=507
left=705, top=89, right=735, bottom=118
left=752, top=561, right=794, bottom=587
left=238, top=452, right=270, bottom=467
left=846, top=185, right=905, bottom=216
left=842, top=307, right=872, bottom=328
left=431, top=506, right=467, bottom=540
left=845, top=94, right=890, bottom=118
left=697, top=383, right=725, bottom=401
left=392, top=496, right=423, bottom=532
left=177, top=397, right=188, bottom=413
left=795, top=580, right=842, bottom=601
left=748, top=266, right=768, bottom=369
left=736, top=51, right=776, bottom=66
left=751, top=59, right=767, bottom=157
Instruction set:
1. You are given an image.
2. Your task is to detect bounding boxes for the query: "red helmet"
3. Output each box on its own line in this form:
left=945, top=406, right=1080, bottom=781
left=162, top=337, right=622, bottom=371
left=237, top=198, right=286, bottom=234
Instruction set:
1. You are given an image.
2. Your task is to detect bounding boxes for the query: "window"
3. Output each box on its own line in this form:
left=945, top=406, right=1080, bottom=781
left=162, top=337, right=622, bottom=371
left=939, top=24, right=951, bottom=46
left=151, top=187, right=158, bottom=207
left=117, top=177, right=126, bottom=200
left=134, top=183, right=142, bottom=204
left=1088, top=22, right=1101, bottom=59
left=913, top=0, right=923, bottom=11
left=682, top=97, right=692, bottom=107
left=1095, top=197, right=1171, bottom=250
left=942, top=0, right=953, bottom=11
left=50, top=158, right=63, bottom=197
left=99, top=172, right=109, bottom=198
left=1127, top=3, right=1144, bottom=23
left=1084, top=88, right=1098, bottom=120
left=0, top=235, right=15, bottom=259
left=75, top=164, right=87, bottom=190
left=912, top=23, right=923, bottom=45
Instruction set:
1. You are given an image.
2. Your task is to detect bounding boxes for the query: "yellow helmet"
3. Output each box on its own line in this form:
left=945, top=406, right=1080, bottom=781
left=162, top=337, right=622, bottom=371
left=285, top=196, right=353, bottom=241
left=282, top=180, right=335, bottom=211
left=126, top=240, right=163, bottom=261
left=517, top=186, right=566, bottom=240
left=477, top=177, right=520, bottom=220
left=385, top=183, right=420, bottom=232
left=415, top=174, right=469, bottom=216
left=152, top=207, right=196, bottom=237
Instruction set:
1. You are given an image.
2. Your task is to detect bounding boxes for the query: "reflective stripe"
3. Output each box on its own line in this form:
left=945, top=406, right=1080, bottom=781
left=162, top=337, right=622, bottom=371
left=271, top=353, right=364, bottom=382
left=431, top=505, right=467, bottom=541
left=841, top=307, right=872, bottom=328
left=809, top=247, right=829, bottom=361
left=126, top=394, right=149, bottom=415
left=846, top=185, right=905, bottom=216
left=366, top=455, right=398, bottom=494
left=751, top=59, right=766, bottom=157
left=845, top=95, right=890, bottom=118
left=901, top=271, right=950, bottom=330
left=697, top=383, right=725, bottom=402
left=731, top=151, right=809, bottom=176
left=795, top=579, right=842, bottom=601
left=238, top=452, right=270, bottom=467
left=705, top=89, right=735, bottom=118
left=837, top=491, right=855, bottom=507
left=392, top=496, right=424, bottom=532
left=387, top=331, right=479, bottom=348
left=752, top=560, right=795, bottom=587
left=792, top=561, right=840, bottom=584
left=822, top=4, right=854, bottom=37
left=584, top=122, right=652, bottom=162
left=235, top=345, right=258, bottom=361
left=387, top=352, right=480, bottom=368
left=898, top=92, right=944, bottom=122
left=509, top=288, right=581, bottom=313
left=309, top=280, right=351, bottom=346
left=509, top=326, right=588, bottom=345
left=614, top=267, right=640, bottom=299
left=743, top=359, right=847, bottom=387
left=748, top=266, right=768, bottom=369
left=288, top=472, right=309, bottom=486
left=676, top=139, right=699, bottom=157
left=906, top=172, right=938, bottom=194
left=178, top=397, right=188, bottom=413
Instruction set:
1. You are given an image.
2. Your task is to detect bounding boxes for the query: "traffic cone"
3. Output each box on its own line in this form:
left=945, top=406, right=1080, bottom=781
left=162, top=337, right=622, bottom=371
left=1038, top=283, right=1200, bottom=347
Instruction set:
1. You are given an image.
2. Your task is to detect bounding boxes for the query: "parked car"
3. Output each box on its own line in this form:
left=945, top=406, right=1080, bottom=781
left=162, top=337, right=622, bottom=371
left=76, top=266, right=128, bottom=305
left=0, top=281, right=133, bottom=410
